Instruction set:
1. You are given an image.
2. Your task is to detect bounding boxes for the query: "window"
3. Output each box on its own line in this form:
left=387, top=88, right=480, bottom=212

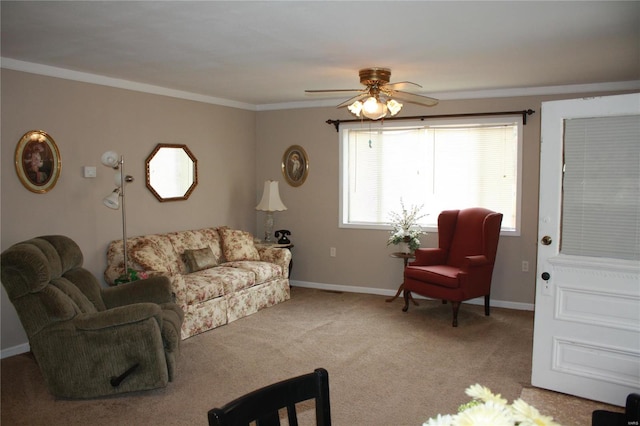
left=561, top=115, right=640, bottom=260
left=339, top=116, right=523, bottom=234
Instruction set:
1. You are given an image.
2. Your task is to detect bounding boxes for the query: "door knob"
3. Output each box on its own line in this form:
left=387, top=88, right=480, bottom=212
left=541, top=235, right=552, bottom=245
left=541, top=272, right=551, bottom=281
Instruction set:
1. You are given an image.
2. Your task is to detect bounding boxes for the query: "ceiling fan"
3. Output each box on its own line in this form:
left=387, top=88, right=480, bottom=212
left=305, top=67, right=438, bottom=120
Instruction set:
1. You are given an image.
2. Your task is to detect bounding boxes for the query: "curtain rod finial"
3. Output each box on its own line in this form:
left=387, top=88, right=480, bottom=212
left=326, top=119, right=340, bottom=132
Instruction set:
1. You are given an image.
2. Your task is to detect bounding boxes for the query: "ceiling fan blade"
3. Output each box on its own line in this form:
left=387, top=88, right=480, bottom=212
left=305, top=89, right=363, bottom=94
left=390, top=90, right=439, bottom=107
left=336, top=93, right=369, bottom=108
left=385, top=81, right=423, bottom=90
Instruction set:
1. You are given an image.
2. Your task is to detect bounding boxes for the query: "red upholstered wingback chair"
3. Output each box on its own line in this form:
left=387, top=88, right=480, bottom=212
left=403, top=208, right=503, bottom=327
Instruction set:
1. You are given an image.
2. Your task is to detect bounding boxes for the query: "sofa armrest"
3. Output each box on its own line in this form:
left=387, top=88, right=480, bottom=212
left=410, top=248, right=447, bottom=266
left=258, top=247, right=292, bottom=276
left=102, top=276, right=174, bottom=308
left=74, top=303, right=163, bottom=331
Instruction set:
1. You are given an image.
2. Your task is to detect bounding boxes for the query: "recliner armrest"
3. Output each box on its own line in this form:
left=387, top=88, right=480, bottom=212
left=74, top=303, right=163, bottom=331
left=410, top=248, right=447, bottom=266
left=102, top=276, right=173, bottom=308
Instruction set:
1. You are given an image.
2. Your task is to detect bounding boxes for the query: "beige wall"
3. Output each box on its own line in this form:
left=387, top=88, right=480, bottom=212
left=1, top=70, right=257, bottom=350
left=1, top=68, right=631, bottom=353
left=255, top=100, right=541, bottom=306
left=255, top=91, right=633, bottom=307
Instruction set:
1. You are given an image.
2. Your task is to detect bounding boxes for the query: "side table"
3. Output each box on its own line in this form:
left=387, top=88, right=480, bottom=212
left=385, top=252, right=419, bottom=306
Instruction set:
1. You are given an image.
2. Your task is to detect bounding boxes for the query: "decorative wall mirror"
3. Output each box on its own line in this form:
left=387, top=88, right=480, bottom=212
left=145, top=143, right=198, bottom=202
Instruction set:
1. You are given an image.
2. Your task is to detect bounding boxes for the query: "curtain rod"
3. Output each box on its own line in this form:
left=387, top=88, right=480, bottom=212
left=326, top=109, right=536, bottom=132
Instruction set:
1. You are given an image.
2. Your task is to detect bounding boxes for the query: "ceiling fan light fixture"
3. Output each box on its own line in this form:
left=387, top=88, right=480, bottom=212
left=348, top=100, right=363, bottom=117
left=308, top=67, right=437, bottom=119
left=347, top=96, right=403, bottom=120
left=386, top=99, right=402, bottom=116
left=361, top=96, right=388, bottom=120
left=363, top=96, right=380, bottom=112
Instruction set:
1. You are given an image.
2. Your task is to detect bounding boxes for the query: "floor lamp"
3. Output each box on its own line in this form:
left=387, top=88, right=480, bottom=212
left=255, top=180, right=287, bottom=243
left=101, top=151, right=134, bottom=274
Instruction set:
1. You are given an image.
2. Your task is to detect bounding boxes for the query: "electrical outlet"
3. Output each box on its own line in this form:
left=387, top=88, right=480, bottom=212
left=522, top=261, right=529, bottom=272
left=330, top=247, right=336, bottom=257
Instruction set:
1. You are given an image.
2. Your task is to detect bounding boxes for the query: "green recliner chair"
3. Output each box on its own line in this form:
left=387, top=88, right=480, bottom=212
left=0, top=235, right=184, bottom=399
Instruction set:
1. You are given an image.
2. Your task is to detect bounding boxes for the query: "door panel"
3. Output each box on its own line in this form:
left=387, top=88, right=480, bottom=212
left=532, top=93, right=640, bottom=406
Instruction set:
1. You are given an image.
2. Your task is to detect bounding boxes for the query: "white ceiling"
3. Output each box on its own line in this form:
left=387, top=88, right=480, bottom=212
left=2, top=1, right=639, bottom=110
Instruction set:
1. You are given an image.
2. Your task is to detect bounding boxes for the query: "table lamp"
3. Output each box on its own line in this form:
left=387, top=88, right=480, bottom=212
left=255, top=180, right=287, bottom=243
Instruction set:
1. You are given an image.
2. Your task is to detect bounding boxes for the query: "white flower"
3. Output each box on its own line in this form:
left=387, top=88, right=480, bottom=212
left=453, top=401, right=513, bottom=426
left=511, top=398, right=561, bottom=426
left=423, top=384, right=563, bottom=426
left=465, top=384, right=508, bottom=405
left=423, top=414, right=454, bottom=426
left=386, top=199, right=427, bottom=251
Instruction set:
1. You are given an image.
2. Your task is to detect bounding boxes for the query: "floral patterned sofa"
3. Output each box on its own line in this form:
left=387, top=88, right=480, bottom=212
left=105, top=227, right=290, bottom=339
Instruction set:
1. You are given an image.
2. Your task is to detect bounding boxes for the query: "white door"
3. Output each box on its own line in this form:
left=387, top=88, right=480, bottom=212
left=532, top=93, right=640, bottom=406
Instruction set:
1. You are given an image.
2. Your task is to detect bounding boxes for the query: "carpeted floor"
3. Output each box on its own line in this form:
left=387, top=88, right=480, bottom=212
left=519, top=387, right=624, bottom=426
left=0, top=287, right=619, bottom=425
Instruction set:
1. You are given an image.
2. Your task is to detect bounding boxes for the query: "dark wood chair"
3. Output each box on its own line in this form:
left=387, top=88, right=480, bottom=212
left=592, top=393, right=639, bottom=426
left=208, top=368, right=331, bottom=426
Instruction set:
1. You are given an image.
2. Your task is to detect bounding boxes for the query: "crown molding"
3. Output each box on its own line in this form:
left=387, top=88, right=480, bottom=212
left=257, top=81, right=640, bottom=111
left=3, top=58, right=638, bottom=112
left=1, top=58, right=257, bottom=111
left=430, top=81, right=640, bottom=101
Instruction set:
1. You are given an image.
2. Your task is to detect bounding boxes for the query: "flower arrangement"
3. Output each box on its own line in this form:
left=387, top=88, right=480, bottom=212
left=423, top=384, right=562, bottom=426
left=114, top=268, right=149, bottom=285
left=387, top=200, right=426, bottom=253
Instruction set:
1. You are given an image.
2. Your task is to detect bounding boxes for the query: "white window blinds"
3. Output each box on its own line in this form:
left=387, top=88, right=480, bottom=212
left=561, top=115, right=640, bottom=260
left=341, top=117, right=521, bottom=232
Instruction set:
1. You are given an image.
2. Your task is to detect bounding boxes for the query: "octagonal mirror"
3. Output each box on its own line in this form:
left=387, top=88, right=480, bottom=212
left=145, top=143, right=198, bottom=202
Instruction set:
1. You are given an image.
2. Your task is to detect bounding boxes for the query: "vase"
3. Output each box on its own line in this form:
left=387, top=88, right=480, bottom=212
left=398, top=242, right=410, bottom=254
left=399, top=236, right=413, bottom=254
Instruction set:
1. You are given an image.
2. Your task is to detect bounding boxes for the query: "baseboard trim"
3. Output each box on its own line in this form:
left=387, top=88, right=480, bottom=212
left=290, top=280, right=535, bottom=311
left=1, top=342, right=30, bottom=359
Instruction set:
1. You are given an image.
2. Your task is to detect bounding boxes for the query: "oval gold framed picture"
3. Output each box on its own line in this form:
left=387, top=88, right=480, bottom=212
left=281, top=145, right=309, bottom=187
left=14, top=130, right=61, bottom=193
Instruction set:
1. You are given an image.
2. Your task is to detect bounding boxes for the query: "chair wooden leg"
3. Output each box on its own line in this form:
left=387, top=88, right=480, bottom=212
left=484, top=294, right=490, bottom=316
left=402, top=290, right=411, bottom=312
left=451, top=301, right=460, bottom=327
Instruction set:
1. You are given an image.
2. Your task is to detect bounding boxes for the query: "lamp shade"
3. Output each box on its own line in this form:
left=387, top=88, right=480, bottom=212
left=101, top=151, right=120, bottom=168
left=255, top=180, right=287, bottom=212
left=103, top=191, right=120, bottom=209
left=348, top=100, right=364, bottom=117
left=362, top=96, right=388, bottom=120
left=386, top=99, right=403, bottom=116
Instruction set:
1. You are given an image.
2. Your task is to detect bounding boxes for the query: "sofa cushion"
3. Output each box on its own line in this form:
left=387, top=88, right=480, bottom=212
left=177, top=266, right=256, bottom=306
left=178, top=270, right=224, bottom=305
left=105, top=234, right=178, bottom=284
left=224, top=261, right=283, bottom=284
left=404, top=265, right=461, bottom=289
left=130, top=239, right=175, bottom=273
left=168, top=228, right=223, bottom=274
left=219, top=228, right=260, bottom=261
left=183, top=247, right=217, bottom=273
